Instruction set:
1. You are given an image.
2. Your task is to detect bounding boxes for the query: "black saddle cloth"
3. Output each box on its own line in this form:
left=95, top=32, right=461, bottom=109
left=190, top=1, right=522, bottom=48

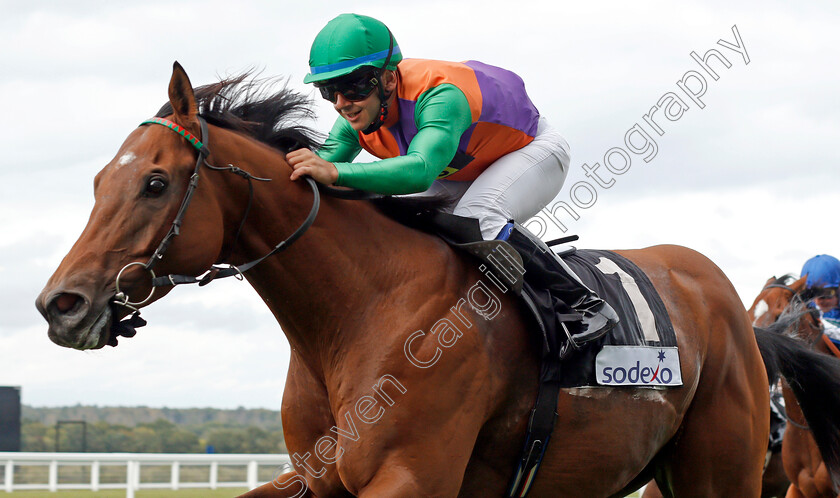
left=422, top=212, right=678, bottom=387
left=551, top=248, right=677, bottom=387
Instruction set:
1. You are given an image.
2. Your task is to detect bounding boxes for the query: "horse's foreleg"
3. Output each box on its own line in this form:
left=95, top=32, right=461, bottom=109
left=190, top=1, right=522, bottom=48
left=237, top=471, right=312, bottom=498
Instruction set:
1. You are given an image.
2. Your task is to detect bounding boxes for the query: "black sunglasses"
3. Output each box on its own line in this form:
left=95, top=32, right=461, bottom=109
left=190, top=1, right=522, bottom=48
left=815, top=288, right=839, bottom=298
left=804, top=287, right=839, bottom=300
left=316, top=70, right=380, bottom=104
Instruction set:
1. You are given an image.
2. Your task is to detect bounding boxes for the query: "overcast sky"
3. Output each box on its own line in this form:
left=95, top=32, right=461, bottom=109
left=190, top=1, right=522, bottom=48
left=1, top=0, right=838, bottom=410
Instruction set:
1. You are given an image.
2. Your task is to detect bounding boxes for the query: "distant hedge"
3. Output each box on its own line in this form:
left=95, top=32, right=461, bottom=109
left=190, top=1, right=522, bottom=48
left=22, top=405, right=286, bottom=453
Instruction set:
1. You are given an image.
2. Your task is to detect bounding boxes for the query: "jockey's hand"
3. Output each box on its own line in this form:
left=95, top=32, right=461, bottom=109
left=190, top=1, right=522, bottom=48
left=287, top=148, right=339, bottom=185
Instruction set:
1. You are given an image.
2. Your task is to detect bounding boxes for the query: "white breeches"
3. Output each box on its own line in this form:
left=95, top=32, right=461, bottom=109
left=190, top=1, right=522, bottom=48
left=417, top=117, right=570, bottom=239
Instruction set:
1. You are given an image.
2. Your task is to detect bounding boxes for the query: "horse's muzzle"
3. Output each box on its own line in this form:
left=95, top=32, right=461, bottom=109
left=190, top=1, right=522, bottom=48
left=36, top=289, right=112, bottom=350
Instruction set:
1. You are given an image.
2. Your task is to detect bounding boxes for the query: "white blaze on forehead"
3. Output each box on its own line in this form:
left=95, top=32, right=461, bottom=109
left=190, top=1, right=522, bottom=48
left=116, top=152, right=136, bottom=168
left=753, top=300, right=769, bottom=324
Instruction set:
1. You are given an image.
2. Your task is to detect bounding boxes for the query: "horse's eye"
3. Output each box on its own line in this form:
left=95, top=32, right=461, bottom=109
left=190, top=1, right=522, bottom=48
left=145, top=177, right=167, bottom=196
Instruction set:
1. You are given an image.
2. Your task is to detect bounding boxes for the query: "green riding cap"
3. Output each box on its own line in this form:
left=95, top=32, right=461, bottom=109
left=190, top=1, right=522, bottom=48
left=304, top=13, right=402, bottom=84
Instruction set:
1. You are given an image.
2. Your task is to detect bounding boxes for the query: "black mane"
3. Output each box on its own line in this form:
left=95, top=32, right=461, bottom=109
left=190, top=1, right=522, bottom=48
left=772, top=274, right=798, bottom=287
left=155, top=71, right=454, bottom=226
left=155, top=72, right=324, bottom=153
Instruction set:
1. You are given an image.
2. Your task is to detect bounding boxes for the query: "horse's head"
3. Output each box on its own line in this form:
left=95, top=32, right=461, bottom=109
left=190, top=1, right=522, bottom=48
left=748, top=275, right=808, bottom=327
left=36, top=63, right=228, bottom=350
left=749, top=274, right=824, bottom=345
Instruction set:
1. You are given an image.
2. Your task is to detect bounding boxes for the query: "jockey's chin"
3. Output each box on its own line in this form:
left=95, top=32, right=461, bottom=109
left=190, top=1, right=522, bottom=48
left=335, top=93, right=380, bottom=132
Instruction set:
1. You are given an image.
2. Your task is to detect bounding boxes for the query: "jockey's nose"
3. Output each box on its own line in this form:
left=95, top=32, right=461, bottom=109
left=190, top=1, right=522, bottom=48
left=333, top=92, right=351, bottom=109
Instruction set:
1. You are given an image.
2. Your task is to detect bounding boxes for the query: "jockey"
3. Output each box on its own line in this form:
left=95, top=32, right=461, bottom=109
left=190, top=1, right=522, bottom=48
left=287, top=13, right=618, bottom=346
left=801, top=254, right=840, bottom=342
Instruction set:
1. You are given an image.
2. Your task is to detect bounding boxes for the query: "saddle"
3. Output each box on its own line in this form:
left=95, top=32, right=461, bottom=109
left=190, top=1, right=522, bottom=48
left=428, top=213, right=682, bottom=497
left=430, top=213, right=679, bottom=387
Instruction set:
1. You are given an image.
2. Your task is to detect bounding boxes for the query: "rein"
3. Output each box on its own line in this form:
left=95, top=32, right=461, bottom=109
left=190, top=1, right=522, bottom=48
left=112, top=115, right=320, bottom=312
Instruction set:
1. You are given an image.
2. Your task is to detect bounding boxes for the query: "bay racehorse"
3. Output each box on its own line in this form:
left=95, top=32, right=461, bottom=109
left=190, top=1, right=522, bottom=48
left=36, top=63, right=840, bottom=497
left=747, top=276, right=840, bottom=498
left=643, top=275, right=808, bottom=498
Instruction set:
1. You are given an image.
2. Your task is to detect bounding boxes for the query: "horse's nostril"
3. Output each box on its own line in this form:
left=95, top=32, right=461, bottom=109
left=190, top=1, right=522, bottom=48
left=54, top=293, right=81, bottom=314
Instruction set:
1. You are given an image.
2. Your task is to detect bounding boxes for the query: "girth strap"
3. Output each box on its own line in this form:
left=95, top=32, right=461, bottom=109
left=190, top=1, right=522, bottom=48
left=507, top=360, right=562, bottom=497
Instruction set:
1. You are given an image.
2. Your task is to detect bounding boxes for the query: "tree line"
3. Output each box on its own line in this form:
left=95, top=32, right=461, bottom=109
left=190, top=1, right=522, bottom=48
left=23, top=405, right=284, bottom=429
left=21, top=405, right=286, bottom=454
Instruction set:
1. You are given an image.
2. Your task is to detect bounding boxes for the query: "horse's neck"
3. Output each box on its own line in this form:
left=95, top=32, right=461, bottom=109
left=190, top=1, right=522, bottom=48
left=216, top=132, right=451, bottom=368
left=247, top=198, right=449, bottom=371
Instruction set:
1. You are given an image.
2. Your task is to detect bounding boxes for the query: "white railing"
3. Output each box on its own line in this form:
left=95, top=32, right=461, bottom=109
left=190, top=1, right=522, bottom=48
left=0, top=452, right=291, bottom=497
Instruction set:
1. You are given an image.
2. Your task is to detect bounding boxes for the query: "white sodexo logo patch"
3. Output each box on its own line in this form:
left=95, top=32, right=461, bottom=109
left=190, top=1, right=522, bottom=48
left=596, top=346, right=682, bottom=387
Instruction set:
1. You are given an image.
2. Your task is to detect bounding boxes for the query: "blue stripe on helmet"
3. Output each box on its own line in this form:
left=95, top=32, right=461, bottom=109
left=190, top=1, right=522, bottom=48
left=310, top=46, right=401, bottom=75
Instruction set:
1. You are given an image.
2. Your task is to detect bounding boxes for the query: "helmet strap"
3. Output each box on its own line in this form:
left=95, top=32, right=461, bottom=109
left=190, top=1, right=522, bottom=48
left=362, top=29, right=395, bottom=135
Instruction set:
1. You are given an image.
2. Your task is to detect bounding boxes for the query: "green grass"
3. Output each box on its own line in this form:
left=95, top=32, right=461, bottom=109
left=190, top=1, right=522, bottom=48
left=2, top=489, right=248, bottom=497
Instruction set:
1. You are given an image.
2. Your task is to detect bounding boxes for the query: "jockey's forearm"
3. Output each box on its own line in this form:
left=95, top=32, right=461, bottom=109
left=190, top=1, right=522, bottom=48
left=333, top=153, right=443, bottom=194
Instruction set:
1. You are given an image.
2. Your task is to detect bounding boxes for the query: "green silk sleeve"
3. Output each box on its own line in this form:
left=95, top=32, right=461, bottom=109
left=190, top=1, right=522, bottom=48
left=328, top=84, right=473, bottom=194
left=316, top=118, right=363, bottom=163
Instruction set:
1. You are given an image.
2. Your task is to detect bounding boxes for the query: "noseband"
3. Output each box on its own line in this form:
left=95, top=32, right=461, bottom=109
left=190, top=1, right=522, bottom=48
left=113, top=115, right=321, bottom=313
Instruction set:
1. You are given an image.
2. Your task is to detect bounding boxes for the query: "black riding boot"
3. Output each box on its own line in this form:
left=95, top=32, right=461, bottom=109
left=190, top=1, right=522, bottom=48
left=504, top=223, right=619, bottom=351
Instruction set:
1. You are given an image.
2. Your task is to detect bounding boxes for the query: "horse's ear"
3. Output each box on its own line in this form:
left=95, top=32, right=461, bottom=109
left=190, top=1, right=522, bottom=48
left=168, top=61, right=199, bottom=129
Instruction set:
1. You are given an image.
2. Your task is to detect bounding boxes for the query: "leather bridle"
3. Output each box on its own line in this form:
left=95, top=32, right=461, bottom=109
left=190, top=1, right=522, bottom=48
left=113, top=115, right=321, bottom=313
left=761, top=282, right=797, bottom=295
